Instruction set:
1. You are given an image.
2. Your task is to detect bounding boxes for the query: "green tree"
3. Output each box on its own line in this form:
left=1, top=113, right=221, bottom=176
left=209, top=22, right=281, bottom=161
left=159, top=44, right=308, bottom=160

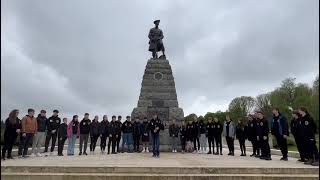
left=228, top=96, right=255, bottom=119
left=255, top=93, right=272, bottom=117
left=311, top=75, right=319, bottom=128
left=184, top=113, right=197, bottom=123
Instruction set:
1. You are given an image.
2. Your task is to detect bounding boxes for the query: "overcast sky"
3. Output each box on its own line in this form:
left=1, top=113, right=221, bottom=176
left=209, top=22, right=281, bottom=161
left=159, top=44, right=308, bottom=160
left=1, top=0, right=319, bottom=120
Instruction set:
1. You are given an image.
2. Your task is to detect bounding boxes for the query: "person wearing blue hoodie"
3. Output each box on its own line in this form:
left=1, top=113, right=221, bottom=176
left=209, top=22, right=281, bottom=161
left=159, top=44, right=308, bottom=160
left=271, top=108, right=289, bottom=161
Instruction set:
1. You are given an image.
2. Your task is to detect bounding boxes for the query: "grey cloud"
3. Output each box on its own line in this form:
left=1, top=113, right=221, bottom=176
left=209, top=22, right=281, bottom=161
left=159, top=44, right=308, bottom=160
left=1, top=0, right=318, bottom=119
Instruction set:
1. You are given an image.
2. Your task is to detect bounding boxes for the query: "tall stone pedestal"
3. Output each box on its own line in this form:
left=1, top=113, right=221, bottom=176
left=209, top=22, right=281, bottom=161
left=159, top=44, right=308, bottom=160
left=131, top=58, right=184, bottom=149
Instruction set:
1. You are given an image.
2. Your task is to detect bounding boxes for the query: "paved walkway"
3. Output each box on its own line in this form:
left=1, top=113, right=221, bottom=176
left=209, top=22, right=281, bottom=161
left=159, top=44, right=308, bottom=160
left=1, top=147, right=314, bottom=168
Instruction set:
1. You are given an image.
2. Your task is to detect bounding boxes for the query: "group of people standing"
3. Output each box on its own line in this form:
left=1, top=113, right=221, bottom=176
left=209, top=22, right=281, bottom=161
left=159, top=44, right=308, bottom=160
left=1, top=107, right=319, bottom=166
left=1, top=109, right=165, bottom=159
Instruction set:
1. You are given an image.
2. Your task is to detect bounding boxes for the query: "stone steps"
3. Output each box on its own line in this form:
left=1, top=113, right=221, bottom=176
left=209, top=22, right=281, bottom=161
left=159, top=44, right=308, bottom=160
left=2, top=172, right=318, bottom=180
left=2, top=166, right=319, bottom=175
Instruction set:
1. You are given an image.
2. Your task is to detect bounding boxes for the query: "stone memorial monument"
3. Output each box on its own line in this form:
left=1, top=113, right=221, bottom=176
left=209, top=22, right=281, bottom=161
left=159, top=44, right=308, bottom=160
left=131, top=20, right=184, bottom=149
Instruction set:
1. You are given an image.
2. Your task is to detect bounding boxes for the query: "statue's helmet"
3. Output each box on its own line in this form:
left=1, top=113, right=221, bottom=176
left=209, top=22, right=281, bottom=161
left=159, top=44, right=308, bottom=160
left=153, top=20, right=160, bottom=25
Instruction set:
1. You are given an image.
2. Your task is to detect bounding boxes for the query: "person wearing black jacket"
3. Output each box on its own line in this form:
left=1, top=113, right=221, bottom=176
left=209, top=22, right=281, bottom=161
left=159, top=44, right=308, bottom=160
left=192, top=116, right=200, bottom=153
left=169, top=119, right=180, bottom=153
left=32, top=110, right=47, bottom=157
left=149, top=114, right=164, bottom=157
left=236, top=118, right=247, bottom=156
left=291, top=111, right=305, bottom=162
left=99, top=115, right=109, bottom=154
left=140, top=117, right=150, bottom=152
left=271, top=108, right=289, bottom=161
left=180, top=122, right=187, bottom=153
left=206, top=117, right=215, bottom=154
left=213, top=117, right=223, bottom=155
left=90, top=115, right=100, bottom=154
left=298, top=107, right=319, bottom=166
left=121, top=116, right=133, bottom=153
left=108, top=116, right=120, bottom=154
left=116, top=116, right=122, bottom=153
left=247, top=115, right=259, bottom=157
left=256, top=111, right=271, bottom=160
left=2, top=109, right=21, bottom=160
left=132, top=117, right=141, bottom=152
left=79, top=113, right=91, bottom=155
left=57, top=118, right=68, bottom=156
left=44, top=110, right=61, bottom=154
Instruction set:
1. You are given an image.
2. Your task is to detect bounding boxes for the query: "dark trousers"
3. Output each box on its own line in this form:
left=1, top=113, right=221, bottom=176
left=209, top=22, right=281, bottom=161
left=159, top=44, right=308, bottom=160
left=19, top=133, right=34, bottom=156
left=260, top=139, right=271, bottom=158
left=208, top=137, right=214, bottom=153
left=57, top=136, right=67, bottom=155
left=116, top=135, right=121, bottom=152
left=133, top=135, right=140, bottom=151
left=305, top=139, right=319, bottom=161
left=239, top=138, right=246, bottom=154
left=151, top=133, right=160, bottom=156
left=79, top=134, right=89, bottom=153
left=193, top=137, right=200, bottom=150
left=44, top=132, right=57, bottom=152
left=2, top=134, right=17, bottom=158
left=18, top=133, right=23, bottom=155
left=251, top=139, right=260, bottom=155
left=226, top=136, right=234, bottom=153
left=180, top=137, right=186, bottom=151
left=294, top=136, right=305, bottom=160
left=275, top=135, right=288, bottom=158
left=100, top=135, right=107, bottom=151
left=108, top=135, right=117, bottom=153
left=90, top=135, right=99, bottom=152
left=214, top=135, right=222, bottom=153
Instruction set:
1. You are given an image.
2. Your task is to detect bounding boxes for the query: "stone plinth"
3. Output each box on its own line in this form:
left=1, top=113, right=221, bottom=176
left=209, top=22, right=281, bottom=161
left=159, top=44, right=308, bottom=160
left=132, top=58, right=184, bottom=125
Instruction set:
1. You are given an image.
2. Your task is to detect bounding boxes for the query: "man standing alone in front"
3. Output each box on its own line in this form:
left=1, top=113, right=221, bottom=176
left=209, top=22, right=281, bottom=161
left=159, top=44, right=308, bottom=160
left=149, top=114, right=164, bottom=158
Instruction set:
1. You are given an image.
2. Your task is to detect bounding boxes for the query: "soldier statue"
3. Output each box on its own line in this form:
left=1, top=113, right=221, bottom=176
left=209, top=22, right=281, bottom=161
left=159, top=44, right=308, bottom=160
left=148, top=20, right=166, bottom=59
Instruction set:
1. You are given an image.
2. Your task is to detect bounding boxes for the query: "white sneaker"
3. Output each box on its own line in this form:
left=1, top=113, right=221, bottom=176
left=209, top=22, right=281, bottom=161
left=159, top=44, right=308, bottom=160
left=192, top=150, right=197, bottom=154
left=172, top=150, right=175, bottom=153
left=146, top=148, right=149, bottom=153
left=175, top=150, right=177, bottom=153
left=30, top=153, right=36, bottom=157
left=36, top=153, right=42, bottom=157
